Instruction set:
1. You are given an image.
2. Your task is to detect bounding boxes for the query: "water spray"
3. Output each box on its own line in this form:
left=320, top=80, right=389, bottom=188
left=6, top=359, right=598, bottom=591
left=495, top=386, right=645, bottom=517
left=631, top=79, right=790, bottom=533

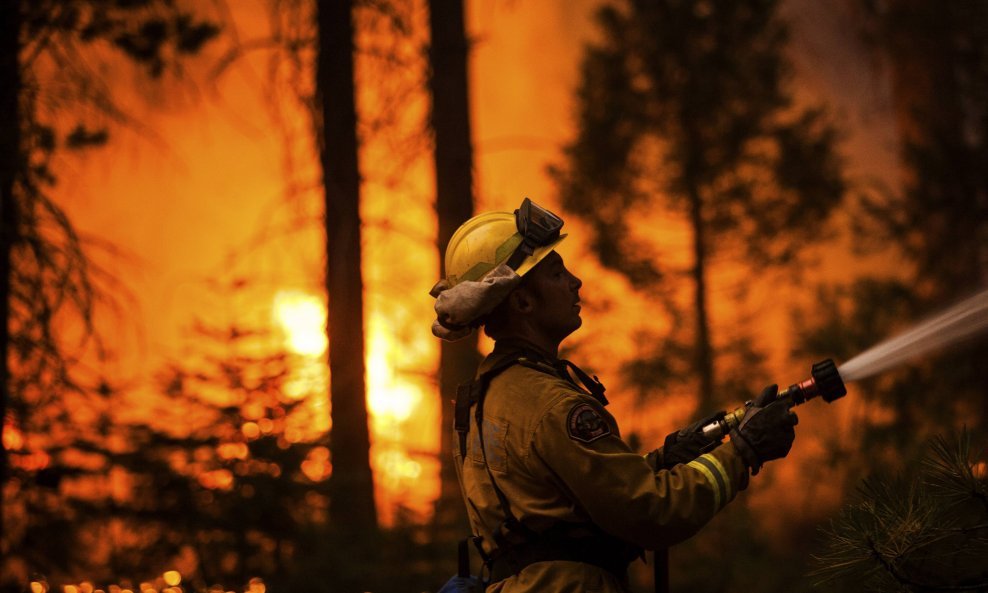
left=699, top=287, right=988, bottom=440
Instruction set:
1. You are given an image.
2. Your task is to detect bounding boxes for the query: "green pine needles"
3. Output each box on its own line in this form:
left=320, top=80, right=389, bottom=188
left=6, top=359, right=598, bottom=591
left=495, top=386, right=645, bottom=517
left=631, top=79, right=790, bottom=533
left=814, top=431, right=988, bottom=592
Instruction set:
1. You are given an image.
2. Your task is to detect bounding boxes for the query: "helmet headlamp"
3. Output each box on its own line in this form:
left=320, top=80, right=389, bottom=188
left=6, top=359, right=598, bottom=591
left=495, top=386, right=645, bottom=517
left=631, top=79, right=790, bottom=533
left=505, top=198, right=564, bottom=270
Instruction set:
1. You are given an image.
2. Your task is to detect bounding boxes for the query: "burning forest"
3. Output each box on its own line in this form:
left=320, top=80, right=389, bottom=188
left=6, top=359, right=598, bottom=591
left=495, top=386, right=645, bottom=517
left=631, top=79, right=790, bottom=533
left=1, top=1, right=986, bottom=592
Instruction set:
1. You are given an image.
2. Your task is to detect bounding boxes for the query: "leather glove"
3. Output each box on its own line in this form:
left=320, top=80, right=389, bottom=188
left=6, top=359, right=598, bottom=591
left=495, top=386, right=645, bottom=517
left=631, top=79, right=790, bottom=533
left=655, top=410, right=726, bottom=469
left=729, top=384, right=797, bottom=475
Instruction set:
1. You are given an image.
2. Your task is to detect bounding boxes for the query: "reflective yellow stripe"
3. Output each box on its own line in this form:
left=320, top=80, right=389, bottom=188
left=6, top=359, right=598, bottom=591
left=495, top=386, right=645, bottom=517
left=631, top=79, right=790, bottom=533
left=687, top=459, right=721, bottom=512
left=700, top=453, right=733, bottom=500
left=458, top=234, right=523, bottom=283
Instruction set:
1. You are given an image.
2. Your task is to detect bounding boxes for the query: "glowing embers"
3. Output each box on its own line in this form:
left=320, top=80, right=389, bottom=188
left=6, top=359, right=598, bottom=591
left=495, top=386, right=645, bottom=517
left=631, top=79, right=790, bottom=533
left=3, top=421, right=24, bottom=449
left=197, top=469, right=234, bottom=490
left=301, top=446, right=332, bottom=482
left=39, top=573, right=204, bottom=593
left=217, top=442, right=249, bottom=460
left=162, top=573, right=181, bottom=587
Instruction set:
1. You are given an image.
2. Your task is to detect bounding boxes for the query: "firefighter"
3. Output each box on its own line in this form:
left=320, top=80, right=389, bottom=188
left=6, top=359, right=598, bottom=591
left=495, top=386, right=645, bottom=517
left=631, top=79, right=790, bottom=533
left=431, top=198, right=798, bottom=592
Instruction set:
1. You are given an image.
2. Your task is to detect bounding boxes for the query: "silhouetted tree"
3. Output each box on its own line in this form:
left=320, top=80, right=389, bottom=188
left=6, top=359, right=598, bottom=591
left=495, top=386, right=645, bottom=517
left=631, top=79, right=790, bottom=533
left=0, top=3, right=20, bottom=555
left=798, top=0, right=988, bottom=466
left=114, top=322, right=329, bottom=589
left=427, top=0, right=479, bottom=538
left=552, top=2, right=847, bottom=591
left=9, top=314, right=332, bottom=589
left=796, top=4, right=988, bottom=588
left=315, top=0, right=378, bottom=537
left=858, top=0, right=988, bottom=443
left=1, top=1, right=218, bottom=585
left=223, top=0, right=418, bottom=544
left=552, top=0, right=846, bottom=410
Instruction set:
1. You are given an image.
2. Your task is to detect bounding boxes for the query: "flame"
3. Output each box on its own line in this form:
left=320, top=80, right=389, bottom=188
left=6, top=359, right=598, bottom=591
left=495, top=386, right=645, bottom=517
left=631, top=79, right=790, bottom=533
left=273, top=290, right=328, bottom=356
left=377, top=449, right=423, bottom=488
left=270, top=291, right=330, bottom=441
left=366, top=317, right=423, bottom=425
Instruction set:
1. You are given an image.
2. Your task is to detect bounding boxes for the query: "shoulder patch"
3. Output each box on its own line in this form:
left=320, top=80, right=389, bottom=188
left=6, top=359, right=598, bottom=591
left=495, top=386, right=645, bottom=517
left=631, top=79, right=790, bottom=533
left=567, top=403, right=611, bottom=443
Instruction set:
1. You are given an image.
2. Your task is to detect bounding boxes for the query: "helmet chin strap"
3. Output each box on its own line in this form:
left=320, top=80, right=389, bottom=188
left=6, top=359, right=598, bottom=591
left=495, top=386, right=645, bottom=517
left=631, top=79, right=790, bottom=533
left=504, top=236, right=538, bottom=271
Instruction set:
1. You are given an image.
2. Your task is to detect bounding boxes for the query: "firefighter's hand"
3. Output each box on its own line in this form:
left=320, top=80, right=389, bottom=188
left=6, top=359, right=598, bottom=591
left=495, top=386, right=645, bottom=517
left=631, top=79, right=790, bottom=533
left=729, top=384, right=797, bottom=475
left=655, top=410, right=726, bottom=469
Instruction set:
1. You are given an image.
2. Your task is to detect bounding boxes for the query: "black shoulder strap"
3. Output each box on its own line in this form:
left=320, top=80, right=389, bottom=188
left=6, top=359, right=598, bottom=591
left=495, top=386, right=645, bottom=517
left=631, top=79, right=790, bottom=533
left=455, top=355, right=521, bottom=459
left=474, top=380, right=539, bottom=548
left=555, top=359, right=609, bottom=406
left=455, top=382, right=481, bottom=459
left=454, top=354, right=538, bottom=550
left=455, top=354, right=609, bottom=459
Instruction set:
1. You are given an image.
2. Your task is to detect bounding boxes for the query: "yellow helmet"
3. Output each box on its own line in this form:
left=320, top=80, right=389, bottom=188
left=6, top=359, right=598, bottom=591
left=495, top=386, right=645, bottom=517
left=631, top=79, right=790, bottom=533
left=443, top=198, right=567, bottom=288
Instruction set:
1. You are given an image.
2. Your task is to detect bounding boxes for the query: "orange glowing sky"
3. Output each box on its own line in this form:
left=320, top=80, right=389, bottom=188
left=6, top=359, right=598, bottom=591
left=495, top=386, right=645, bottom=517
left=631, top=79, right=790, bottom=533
left=51, top=0, right=901, bottom=523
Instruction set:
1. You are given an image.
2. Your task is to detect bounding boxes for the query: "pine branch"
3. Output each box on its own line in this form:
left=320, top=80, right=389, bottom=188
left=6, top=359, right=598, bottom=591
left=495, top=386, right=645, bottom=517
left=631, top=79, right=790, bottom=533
left=814, top=431, right=988, bottom=593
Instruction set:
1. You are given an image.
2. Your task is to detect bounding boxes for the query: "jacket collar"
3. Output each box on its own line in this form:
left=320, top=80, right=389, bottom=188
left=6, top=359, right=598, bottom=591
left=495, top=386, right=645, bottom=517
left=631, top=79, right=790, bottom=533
left=477, top=338, right=556, bottom=377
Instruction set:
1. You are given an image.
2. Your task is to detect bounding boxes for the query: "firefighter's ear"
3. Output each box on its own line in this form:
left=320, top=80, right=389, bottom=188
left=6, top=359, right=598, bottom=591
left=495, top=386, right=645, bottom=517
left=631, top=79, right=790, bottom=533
left=508, top=287, right=535, bottom=314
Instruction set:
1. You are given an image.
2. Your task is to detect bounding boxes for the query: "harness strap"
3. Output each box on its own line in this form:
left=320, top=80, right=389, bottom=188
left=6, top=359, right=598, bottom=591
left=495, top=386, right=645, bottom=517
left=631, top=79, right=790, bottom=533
left=455, top=382, right=480, bottom=459
left=455, top=354, right=523, bottom=459
left=456, top=350, right=636, bottom=584
left=554, top=359, right=609, bottom=406
left=471, top=358, right=540, bottom=543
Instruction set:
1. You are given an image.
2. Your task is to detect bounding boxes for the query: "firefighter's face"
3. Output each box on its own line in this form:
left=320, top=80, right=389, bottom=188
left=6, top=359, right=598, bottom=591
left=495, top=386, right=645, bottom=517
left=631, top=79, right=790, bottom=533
left=523, top=251, right=583, bottom=342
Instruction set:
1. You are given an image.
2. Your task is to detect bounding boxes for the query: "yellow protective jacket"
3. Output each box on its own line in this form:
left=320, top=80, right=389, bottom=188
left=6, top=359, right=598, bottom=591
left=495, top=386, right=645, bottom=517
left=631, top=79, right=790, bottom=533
left=454, top=344, right=750, bottom=593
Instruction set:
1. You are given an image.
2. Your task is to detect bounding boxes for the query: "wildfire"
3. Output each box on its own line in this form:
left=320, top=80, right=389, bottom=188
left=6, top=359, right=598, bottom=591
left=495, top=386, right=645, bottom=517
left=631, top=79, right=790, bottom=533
left=270, top=289, right=435, bottom=521
left=273, top=290, right=328, bottom=357
left=272, top=290, right=425, bottom=425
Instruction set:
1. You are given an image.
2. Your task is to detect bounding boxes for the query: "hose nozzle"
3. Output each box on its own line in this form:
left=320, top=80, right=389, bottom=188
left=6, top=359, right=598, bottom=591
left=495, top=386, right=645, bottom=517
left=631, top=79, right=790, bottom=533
left=700, top=359, right=846, bottom=440
left=780, top=359, right=847, bottom=404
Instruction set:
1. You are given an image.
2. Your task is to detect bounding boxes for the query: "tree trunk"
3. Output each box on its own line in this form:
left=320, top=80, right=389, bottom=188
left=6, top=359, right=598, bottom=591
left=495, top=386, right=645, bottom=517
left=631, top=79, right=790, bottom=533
left=428, top=0, right=479, bottom=535
left=687, top=180, right=714, bottom=411
left=0, top=0, right=20, bottom=548
left=316, top=0, right=377, bottom=534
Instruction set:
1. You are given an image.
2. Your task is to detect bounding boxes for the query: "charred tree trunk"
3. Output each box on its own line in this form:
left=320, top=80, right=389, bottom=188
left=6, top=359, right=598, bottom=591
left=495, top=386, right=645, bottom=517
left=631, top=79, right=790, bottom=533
left=689, top=190, right=713, bottom=411
left=316, top=0, right=377, bottom=534
left=685, top=159, right=714, bottom=411
left=428, top=0, right=479, bottom=535
left=0, top=0, right=20, bottom=547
